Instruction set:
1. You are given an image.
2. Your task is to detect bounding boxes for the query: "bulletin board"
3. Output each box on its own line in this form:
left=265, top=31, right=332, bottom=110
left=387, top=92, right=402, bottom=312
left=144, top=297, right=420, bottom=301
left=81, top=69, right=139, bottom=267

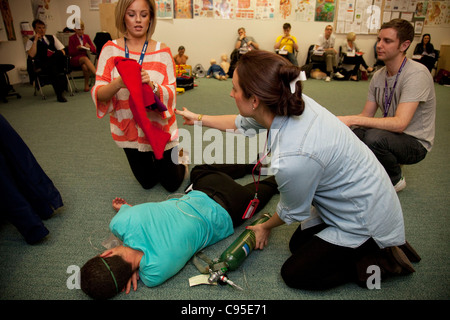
left=334, top=0, right=449, bottom=35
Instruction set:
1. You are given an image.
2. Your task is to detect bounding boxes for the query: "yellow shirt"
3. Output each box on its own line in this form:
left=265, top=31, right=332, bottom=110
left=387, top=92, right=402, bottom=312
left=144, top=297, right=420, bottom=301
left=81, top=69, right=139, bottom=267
left=276, top=35, right=298, bottom=53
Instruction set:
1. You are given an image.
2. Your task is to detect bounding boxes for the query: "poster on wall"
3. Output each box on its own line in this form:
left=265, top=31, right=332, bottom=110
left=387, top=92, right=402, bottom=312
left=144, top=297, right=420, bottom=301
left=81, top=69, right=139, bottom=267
left=236, top=0, right=255, bottom=19
left=174, top=0, right=193, bottom=18
left=0, top=0, right=15, bottom=40
left=425, top=1, right=449, bottom=26
left=315, top=0, right=336, bottom=22
left=214, top=0, right=234, bottom=19
left=336, top=0, right=384, bottom=34
left=156, top=0, right=174, bottom=19
left=295, top=0, right=316, bottom=22
left=31, top=0, right=51, bottom=22
left=194, top=0, right=214, bottom=17
left=255, top=0, right=275, bottom=19
left=279, top=0, right=294, bottom=19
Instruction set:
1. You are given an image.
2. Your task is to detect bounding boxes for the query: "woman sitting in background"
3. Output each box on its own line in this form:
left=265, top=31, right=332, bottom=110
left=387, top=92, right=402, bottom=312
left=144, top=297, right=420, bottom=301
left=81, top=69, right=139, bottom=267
left=68, top=20, right=97, bottom=92
left=342, top=32, right=373, bottom=81
left=413, top=33, right=436, bottom=72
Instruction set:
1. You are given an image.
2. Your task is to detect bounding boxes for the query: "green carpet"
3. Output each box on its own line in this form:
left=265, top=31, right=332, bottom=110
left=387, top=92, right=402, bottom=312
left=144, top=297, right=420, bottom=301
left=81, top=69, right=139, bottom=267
left=0, top=76, right=449, bottom=303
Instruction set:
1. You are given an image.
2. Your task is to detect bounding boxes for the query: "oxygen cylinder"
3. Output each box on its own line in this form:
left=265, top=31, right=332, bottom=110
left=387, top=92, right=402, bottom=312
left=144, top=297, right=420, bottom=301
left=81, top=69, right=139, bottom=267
left=219, top=213, right=272, bottom=271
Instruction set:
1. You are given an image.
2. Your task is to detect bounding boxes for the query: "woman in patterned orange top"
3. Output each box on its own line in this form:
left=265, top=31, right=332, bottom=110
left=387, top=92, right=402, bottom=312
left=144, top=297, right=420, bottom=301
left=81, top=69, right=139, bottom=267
left=91, top=0, right=186, bottom=192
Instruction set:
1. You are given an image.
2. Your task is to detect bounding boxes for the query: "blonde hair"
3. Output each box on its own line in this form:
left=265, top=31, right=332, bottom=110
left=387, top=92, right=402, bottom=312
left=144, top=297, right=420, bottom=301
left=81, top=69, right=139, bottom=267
left=115, top=0, right=156, bottom=38
left=347, top=32, right=356, bottom=41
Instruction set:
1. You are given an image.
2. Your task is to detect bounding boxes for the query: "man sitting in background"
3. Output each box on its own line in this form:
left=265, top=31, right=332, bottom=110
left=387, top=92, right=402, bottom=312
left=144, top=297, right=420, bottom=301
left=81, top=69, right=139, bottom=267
left=26, top=19, right=68, bottom=102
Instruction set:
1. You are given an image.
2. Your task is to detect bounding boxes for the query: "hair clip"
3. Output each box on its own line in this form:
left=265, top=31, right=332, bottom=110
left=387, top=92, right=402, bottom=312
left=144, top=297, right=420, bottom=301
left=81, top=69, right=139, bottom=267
left=289, top=71, right=307, bottom=94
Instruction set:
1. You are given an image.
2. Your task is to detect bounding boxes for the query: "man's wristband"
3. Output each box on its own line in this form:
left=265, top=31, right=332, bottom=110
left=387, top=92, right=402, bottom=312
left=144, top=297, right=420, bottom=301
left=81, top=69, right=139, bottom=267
left=197, top=114, right=203, bottom=121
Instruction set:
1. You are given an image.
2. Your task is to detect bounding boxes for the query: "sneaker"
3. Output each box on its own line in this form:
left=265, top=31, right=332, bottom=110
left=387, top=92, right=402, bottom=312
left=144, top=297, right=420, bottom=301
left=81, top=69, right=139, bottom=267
left=334, top=72, right=345, bottom=79
left=184, top=183, right=194, bottom=194
left=394, top=176, right=406, bottom=192
left=325, top=76, right=331, bottom=82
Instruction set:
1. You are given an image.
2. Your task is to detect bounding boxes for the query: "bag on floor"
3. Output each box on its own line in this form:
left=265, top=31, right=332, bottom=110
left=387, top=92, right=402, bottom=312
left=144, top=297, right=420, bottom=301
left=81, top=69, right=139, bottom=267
left=176, top=76, right=194, bottom=90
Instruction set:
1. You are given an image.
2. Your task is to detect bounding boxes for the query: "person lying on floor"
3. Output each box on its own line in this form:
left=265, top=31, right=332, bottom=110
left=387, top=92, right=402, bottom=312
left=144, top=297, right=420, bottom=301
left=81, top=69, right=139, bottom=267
left=80, top=164, right=278, bottom=299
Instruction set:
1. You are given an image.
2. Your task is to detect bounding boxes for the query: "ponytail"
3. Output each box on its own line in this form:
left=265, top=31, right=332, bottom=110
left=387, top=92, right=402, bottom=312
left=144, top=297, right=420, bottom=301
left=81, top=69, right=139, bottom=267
left=237, top=50, right=305, bottom=117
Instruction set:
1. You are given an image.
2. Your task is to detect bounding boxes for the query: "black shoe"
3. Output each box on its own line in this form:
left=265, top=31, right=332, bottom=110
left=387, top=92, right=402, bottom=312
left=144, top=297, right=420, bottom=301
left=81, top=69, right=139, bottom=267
left=399, top=241, right=421, bottom=262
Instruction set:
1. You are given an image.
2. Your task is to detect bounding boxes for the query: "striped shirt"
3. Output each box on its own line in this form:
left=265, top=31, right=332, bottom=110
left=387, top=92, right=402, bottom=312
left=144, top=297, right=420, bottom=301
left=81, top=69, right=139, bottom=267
left=91, top=40, right=179, bottom=152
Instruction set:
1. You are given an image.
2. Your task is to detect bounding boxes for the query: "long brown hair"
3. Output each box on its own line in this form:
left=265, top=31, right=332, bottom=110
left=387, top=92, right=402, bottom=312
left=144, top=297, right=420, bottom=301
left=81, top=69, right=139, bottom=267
left=236, top=50, right=305, bottom=117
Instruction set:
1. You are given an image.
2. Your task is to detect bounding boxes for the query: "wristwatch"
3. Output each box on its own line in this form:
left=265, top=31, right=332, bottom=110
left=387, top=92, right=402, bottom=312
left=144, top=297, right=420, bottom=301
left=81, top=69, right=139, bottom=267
left=151, top=81, right=158, bottom=93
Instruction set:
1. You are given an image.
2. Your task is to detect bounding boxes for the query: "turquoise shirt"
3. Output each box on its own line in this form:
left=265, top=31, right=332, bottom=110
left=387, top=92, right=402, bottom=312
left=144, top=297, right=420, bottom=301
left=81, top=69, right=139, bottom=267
left=110, top=190, right=233, bottom=287
left=236, top=94, right=405, bottom=249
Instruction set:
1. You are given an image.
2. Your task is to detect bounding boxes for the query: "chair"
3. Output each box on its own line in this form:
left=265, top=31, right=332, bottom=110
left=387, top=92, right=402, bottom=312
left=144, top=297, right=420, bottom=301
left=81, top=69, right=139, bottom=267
left=276, top=48, right=299, bottom=66
left=432, top=49, right=440, bottom=76
left=0, top=64, right=21, bottom=103
left=64, top=47, right=95, bottom=93
left=27, top=55, right=74, bottom=100
left=337, top=45, right=360, bottom=79
left=306, top=44, right=327, bottom=72
left=93, top=32, right=112, bottom=65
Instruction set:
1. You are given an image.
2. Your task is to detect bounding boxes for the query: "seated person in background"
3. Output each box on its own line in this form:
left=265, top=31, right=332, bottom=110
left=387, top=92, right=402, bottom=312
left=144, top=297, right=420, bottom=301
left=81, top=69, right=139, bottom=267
left=229, top=27, right=259, bottom=78
left=274, top=23, right=299, bottom=66
left=338, top=19, right=436, bottom=192
left=26, top=19, right=68, bottom=102
left=342, top=32, right=374, bottom=81
left=68, top=20, right=97, bottom=92
left=206, top=59, right=227, bottom=80
left=412, top=33, right=436, bottom=72
left=80, top=164, right=278, bottom=299
left=174, top=46, right=188, bottom=65
left=235, top=27, right=259, bottom=55
left=311, top=25, right=343, bottom=82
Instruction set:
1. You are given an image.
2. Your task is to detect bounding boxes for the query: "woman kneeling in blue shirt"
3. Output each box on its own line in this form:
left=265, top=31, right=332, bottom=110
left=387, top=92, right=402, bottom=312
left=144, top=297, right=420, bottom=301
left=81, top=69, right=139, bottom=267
left=175, top=50, right=420, bottom=290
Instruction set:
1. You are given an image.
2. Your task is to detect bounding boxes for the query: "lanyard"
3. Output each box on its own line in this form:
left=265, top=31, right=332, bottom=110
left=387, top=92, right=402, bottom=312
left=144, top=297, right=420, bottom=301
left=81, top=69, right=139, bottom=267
left=252, top=132, right=270, bottom=196
left=384, top=57, right=407, bottom=117
left=124, top=37, right=148, bottom=65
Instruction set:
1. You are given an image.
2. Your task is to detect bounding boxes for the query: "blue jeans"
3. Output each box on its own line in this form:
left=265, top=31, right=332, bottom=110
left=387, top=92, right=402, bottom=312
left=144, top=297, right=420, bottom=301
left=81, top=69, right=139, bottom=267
left=352, top=128, right=427, bottom=185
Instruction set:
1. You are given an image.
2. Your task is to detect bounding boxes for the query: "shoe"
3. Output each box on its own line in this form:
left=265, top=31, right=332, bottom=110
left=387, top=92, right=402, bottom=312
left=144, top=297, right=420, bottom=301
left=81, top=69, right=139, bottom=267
left=184, top=183, right=194, bottom=194
left=325, top=76, right=331, bottom=82
left=394, top=176, right=406, bottom=192
left=399, top=241, right=421, bottom=263
left=388, top=246, right=415, bottom=274
left=350, top=76, right=359, bottom=81
left=334, top=72, right=345, bottom=79
left=367, top=67, right=374, bottom=73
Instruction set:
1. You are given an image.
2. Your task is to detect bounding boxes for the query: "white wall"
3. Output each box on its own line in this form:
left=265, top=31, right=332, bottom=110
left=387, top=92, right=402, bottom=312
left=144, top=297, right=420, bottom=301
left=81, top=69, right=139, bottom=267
left=2, top=0, right=449, bottom=84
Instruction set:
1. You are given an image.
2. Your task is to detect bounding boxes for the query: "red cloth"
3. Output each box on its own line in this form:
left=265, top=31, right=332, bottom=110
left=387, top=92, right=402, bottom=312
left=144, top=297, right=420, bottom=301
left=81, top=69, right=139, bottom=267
left=114, top=57, right=170, bottom=159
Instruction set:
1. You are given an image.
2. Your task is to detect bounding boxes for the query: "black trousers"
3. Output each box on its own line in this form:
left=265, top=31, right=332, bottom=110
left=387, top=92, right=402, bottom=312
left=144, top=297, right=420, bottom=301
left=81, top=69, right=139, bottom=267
left=352, top=127, right=427, bottom=184
left=343, top=55, right=370, bottom=76
left=281, top=224, right=382, bottom=290
left=34, top=51, right=68, bottom=97
left=124, top=147, right=186, bottom=192
left=0, top=115, right=63, bottom=244
left=189, top=164, right=279, bottom=227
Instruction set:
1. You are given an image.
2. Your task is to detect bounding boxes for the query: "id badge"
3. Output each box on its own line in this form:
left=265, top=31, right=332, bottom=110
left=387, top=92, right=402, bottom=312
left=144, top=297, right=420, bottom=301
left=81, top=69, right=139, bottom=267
left=242, top=198, right=260, bottom=219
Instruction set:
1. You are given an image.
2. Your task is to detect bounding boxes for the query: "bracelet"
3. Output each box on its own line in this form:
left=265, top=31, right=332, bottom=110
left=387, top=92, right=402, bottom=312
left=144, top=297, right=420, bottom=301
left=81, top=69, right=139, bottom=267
left=197, top=114, right=203, bottom=121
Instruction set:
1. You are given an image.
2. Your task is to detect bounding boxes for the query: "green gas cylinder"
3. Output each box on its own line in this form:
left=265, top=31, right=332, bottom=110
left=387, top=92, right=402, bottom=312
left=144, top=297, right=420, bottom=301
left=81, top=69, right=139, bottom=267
left=219, top=213, right=272, bottom=271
